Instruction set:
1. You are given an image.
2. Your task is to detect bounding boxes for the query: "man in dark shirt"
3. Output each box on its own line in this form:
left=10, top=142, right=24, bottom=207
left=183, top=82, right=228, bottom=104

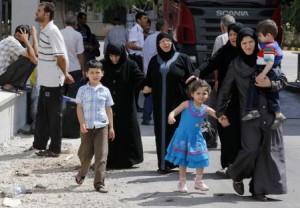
left=76, top=12, right=100, bottom=66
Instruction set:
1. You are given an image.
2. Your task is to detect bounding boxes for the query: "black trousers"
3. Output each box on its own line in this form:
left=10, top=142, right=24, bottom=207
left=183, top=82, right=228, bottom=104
left=0, top=56, right=35, bottom=87
left=33, top=86, right=63, bottom=154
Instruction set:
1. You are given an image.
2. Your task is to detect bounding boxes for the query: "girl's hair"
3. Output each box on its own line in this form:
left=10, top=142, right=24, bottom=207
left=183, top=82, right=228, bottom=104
left=188, top=79, right=211, bottom=96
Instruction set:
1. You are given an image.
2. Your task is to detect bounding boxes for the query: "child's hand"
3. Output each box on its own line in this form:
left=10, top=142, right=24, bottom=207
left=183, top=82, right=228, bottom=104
left=108, top=128, right=115, bottom=141
left=168, top=116, right=176, bottom=125
left=80, top=123, right=88, bottom=134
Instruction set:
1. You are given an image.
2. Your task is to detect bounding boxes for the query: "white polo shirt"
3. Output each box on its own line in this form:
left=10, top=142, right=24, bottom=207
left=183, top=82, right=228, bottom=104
left=60, top=26, right=84, bottom=72
left=128, top=23, right=144, bottom=56
left=37, top=20, right=69, bottom=87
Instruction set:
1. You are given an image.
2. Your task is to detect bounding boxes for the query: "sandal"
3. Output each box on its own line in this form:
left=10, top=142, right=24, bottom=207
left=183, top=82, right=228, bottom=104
left=216, top=168, right=229, bottom=177
left=35, top=150, right=60, bottom=157
left=95, top=184, right=108, bottom=193
left=75, top=174, right=85, bottom=185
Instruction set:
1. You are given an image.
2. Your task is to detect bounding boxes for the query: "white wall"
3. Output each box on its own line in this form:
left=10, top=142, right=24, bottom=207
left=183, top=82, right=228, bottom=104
left=11, top=0, right=40, bottom=35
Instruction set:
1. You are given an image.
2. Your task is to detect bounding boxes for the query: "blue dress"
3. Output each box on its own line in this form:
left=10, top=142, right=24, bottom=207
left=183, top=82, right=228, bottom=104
left=165, top=100, right=209, bottom=168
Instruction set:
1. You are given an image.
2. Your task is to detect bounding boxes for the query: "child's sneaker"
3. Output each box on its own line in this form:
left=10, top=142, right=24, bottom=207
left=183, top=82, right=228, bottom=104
left=194, top=178, right=209, bottom=191
left=271, top=114, right=287, bottom=130
left=178, top=181, right=188, bottom=193
left=242, top=110, right=260, bottom=121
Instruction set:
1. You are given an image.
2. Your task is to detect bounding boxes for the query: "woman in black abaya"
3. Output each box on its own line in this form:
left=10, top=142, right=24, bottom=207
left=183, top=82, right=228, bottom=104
left=198, top=23, right=244, bottom=176
left=216, top=28, right=287, bottom=201
left=146, top=32, right=198, bottom=172
left=101, top=43, right=144, bottom=168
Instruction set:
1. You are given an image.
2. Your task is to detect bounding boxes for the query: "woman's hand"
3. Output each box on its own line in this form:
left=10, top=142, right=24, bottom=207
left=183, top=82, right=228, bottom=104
left=142, top=86, right=152, bottom=94
left=185, top=75, right=198, bottom=84
left=255, top=76, right=272, bottom=88
left=218, top=115, right=230, bottom=127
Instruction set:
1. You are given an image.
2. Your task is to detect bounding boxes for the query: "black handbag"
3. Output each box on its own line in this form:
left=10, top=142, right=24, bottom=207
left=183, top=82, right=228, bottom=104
left=201, top=119, right=216, bottom=144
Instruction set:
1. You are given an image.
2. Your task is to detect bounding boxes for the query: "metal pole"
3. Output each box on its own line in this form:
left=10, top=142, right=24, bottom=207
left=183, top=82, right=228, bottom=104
left=297, top=53, right=300, bottom=82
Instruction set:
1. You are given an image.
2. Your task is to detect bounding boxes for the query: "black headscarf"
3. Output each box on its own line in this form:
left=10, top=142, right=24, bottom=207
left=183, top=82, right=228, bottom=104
left=236, top=27, right=259, bottom=67
left=156, top=32, right=176, bottom=61
left=104, top=43, right=127, bottom=68
left=227, top=22, right=244, bottom=36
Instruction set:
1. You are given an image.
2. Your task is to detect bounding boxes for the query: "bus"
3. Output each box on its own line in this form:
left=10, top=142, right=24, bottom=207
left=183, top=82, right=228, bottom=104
left=161, top=0, right=282, bottom=73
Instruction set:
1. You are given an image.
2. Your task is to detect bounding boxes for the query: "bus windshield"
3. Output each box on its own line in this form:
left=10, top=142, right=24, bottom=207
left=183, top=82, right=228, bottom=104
left=185, top=0, right=280, bottom=6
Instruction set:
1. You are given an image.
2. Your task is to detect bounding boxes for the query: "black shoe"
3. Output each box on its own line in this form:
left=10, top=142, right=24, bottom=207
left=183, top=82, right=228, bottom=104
left=233, top=181, right=244, bottom=195
left=157, top=168, right=173, bottom=174
left=252, top=194, right=267, bottom=202
left=141, top=120, right=150, bottom=125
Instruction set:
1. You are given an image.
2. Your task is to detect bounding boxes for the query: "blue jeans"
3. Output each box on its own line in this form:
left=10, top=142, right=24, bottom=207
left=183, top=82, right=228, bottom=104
left=142, top=94, right=153, bottom=122
left=246, top=67, right=281, bottom=112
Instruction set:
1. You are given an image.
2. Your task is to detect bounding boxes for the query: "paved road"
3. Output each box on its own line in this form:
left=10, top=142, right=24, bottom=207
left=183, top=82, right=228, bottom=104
left=1, top=48, right=299, bottom=207
left=132, top=91, right=299, bottom=208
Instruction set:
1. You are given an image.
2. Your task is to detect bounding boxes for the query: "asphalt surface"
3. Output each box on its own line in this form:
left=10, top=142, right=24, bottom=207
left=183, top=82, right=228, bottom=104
left=0, top=48, right=299, bottom=207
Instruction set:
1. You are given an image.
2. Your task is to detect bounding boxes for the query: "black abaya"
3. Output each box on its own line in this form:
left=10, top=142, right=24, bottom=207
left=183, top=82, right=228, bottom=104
left=101, top=43, right=145, bottom=168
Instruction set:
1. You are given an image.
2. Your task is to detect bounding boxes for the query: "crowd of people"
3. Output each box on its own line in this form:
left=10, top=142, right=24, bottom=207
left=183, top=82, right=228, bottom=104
left=0, top=1, right=288, bottom=200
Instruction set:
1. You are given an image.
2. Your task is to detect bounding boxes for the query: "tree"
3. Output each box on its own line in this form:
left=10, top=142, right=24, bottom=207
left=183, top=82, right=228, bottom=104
left=49, top=0, right=151, bottom=12
left=286, top=0, right=300, bottom=32
left=87, top=0, right=150, bottom=12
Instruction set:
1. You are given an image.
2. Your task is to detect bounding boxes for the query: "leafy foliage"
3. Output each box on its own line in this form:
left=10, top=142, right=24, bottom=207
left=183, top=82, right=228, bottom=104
left=287, top=0, right=300, bottom=32
left=88, top=0, right=150, bottom=11
left=49, top=0, right=150, bottom=12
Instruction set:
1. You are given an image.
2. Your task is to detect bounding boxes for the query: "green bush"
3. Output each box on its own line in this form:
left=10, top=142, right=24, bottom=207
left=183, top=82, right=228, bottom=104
left=282, top=23, right=300, bottom=48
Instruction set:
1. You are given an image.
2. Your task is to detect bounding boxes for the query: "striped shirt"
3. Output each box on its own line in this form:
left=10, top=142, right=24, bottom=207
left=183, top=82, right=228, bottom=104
left=76, top=83, right=114, bottom=129
left=257, top=41, right=283, bottom=66
left=37, top=20, right=69, bottom=87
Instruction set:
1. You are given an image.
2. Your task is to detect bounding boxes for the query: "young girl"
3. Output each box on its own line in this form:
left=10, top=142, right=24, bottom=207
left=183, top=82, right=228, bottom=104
left=165, top=79, right=228, bottom=193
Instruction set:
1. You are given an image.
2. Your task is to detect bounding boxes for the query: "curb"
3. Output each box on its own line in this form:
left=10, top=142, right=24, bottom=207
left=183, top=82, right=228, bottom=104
left=286, top=82, right=300, bottom=93
left=283, top=47, right=300, bottom=51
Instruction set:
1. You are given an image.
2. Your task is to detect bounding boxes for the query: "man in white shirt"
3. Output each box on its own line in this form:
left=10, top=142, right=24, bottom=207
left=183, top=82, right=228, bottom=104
left=211, top=14, right=235, bottom=55
left=31, top=2, right=74, bottom=157
left=60, top=11, right=85, bottom=97
left=127, top=11, right=148, bottom=112
left=141, top=20, right=169, bottom=125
